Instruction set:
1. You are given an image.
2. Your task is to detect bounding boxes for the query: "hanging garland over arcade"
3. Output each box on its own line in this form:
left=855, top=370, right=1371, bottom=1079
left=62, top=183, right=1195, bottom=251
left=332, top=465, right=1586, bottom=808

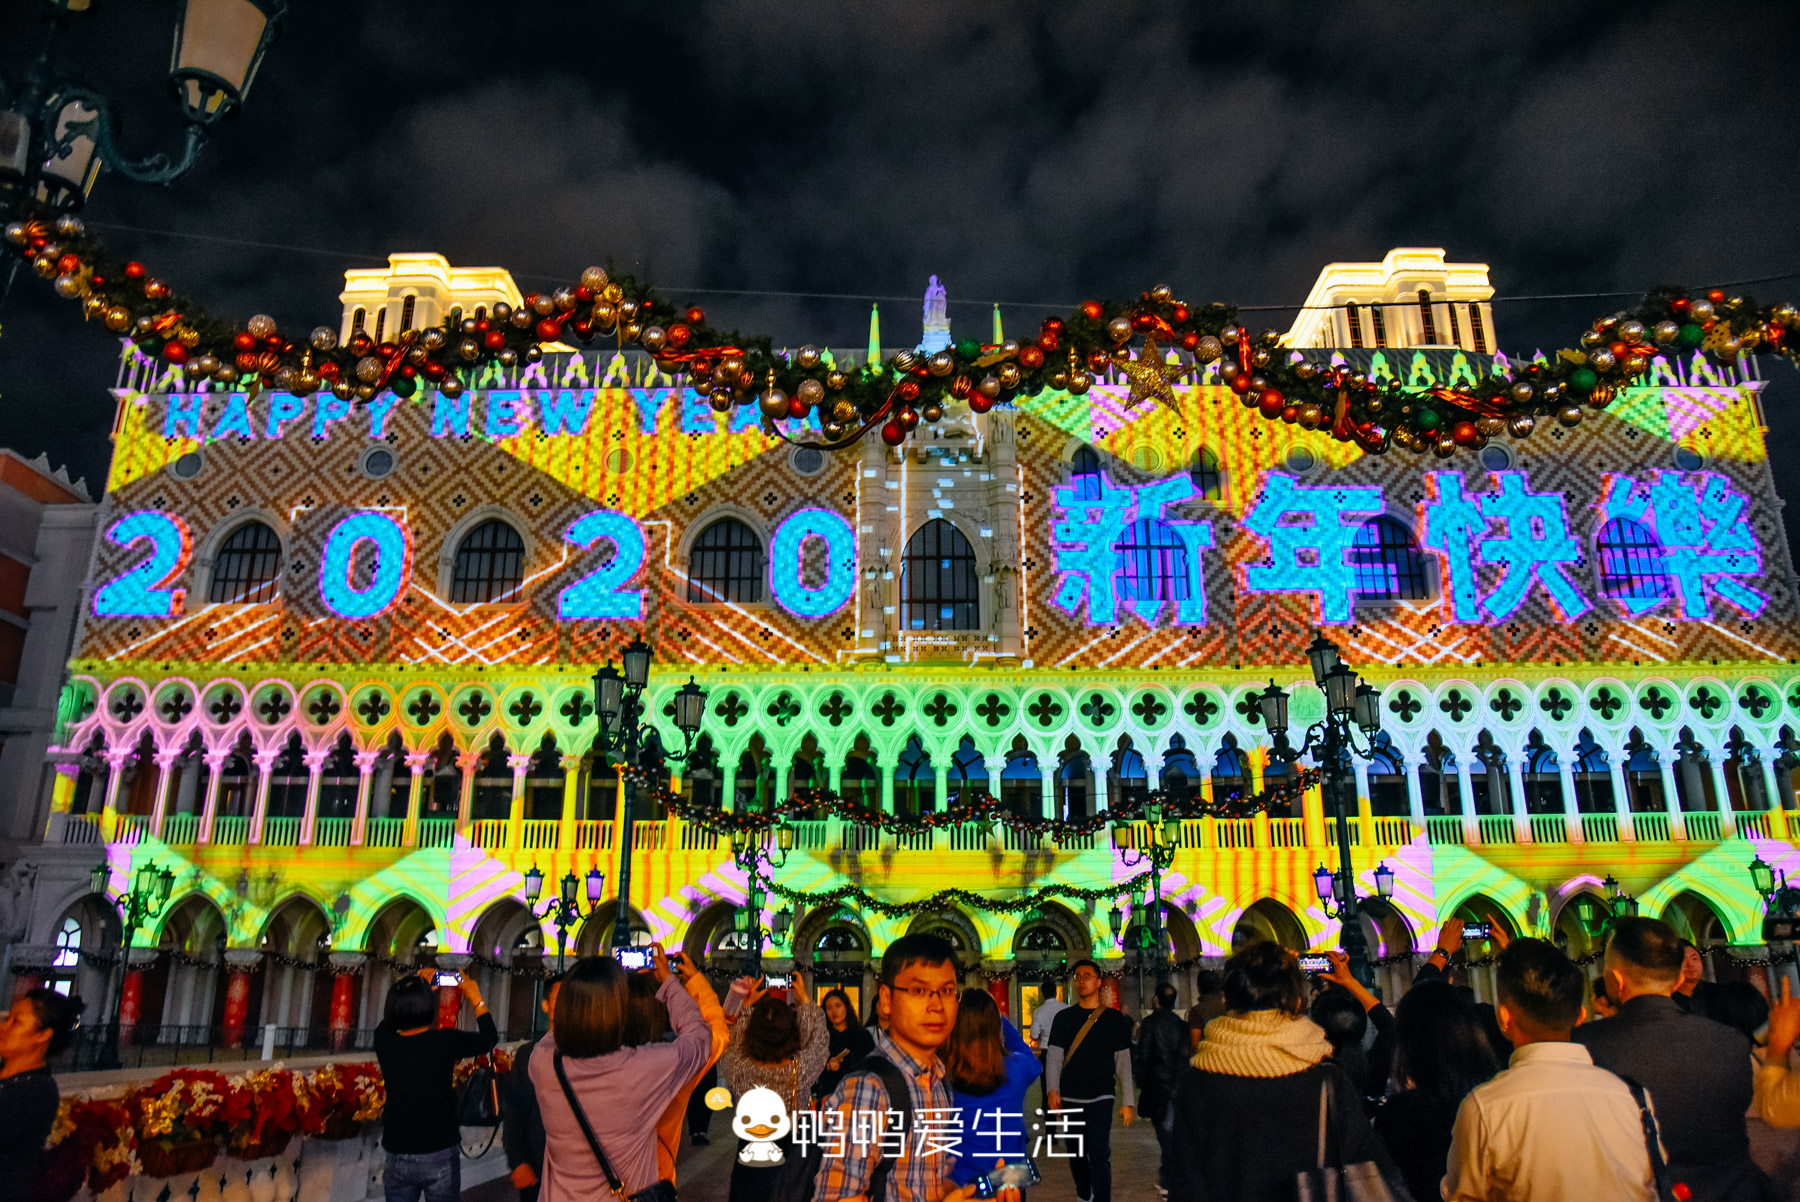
left=6, top=212, right=1796, bottom=459
left=762, top=872, right=1162, bottom=919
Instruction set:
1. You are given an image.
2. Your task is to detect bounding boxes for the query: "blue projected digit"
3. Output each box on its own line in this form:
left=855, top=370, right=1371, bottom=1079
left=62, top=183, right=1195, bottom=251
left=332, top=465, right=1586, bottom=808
left=93, top=511, right=191, bottom=618
left=769, top=508, right=856, bottom=617
left=319, top=511, right=411, bottom=620
left=558, top=510, right=646, bottom=620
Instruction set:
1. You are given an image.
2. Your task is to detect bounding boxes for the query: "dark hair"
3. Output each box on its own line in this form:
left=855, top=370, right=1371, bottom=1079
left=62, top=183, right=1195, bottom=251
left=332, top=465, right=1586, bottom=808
left=1222, top=941, right=1304, bottom=1014
left=1069, top=958, right=1101, bottom=977
left=1195, top=969, right=1223, bottom=996
left=1392, top=981, right=1497, bottom=1104
left=943, top=988, right=1006, bottom=1096
left=880, top=933, right=959, bottom=986
left=1310, top=989, right=1371, bottom=1094
left=1496, top=938, right=1585, bottom=1033
left=1154, top=983, right=1178, bottom=1010
left=622, top=972, right=671, bottom=1047
left=553, top=955, right=631, bottom=1059
left=1712, top=981, right=1771, bottom=1040
left=385, top=975, right=438, bottom=1028
left=742, top=995, right=802, bottom=1063
left=821, top=988, right=861, bottom=1030
left=1607, top=917, right=1684, bottom=984
left=18, top=988, right=81, bottom=1055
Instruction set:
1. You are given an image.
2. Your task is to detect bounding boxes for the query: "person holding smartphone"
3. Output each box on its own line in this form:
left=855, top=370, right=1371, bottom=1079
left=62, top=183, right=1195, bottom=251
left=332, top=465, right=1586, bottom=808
left=375, top=969, right=498, bottom=1202
left=718, top=973, right=827, bottom=1202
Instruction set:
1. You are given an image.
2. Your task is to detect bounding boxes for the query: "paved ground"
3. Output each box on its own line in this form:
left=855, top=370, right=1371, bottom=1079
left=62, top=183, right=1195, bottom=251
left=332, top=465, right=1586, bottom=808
left=468, top=1081, right=1171, bottom=1202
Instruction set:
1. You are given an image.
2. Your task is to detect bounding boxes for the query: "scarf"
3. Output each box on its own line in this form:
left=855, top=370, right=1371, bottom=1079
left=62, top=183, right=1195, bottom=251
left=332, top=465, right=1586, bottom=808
left=1190, top=1009, right=1334, bottom=1079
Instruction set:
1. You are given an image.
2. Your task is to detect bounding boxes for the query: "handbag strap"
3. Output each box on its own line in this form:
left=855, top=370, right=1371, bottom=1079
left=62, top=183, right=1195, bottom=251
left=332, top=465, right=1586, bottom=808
left=1620, top=1074, right=1678, bottom=1202
left=1315, top=1077, right=1329, bottom=1170
left=552, top=1051, right=628, bottom=1200
left=1063, top=1005, right=1105, bottom=1066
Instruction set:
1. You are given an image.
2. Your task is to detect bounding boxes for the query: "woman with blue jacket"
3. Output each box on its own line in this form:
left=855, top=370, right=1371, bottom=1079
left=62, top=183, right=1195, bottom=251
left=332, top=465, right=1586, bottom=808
left=943, top=988, right=1043, bottom=1191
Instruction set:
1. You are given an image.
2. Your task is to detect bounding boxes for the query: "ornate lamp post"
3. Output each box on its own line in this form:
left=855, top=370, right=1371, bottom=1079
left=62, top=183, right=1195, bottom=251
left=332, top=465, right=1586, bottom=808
left=90, top=859, right=174, bottom=1070
left=1112, top=802, right=1179, bottom=987
left=523, top=864, right=605, bottom=972
left=589, top=637, right=706, bottom=949
left=1, top=0, right=287, bottom=214
left=730, top=822, right=794, bottom=976
left=1750, top=855, right=1800, bottom=943
left=1261, top=634, right=1388, bottom=987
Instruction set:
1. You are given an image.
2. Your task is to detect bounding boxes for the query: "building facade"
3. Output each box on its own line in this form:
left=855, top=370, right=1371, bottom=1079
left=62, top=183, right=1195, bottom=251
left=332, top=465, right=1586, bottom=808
left=16, top=249, right=1800, bottom=1049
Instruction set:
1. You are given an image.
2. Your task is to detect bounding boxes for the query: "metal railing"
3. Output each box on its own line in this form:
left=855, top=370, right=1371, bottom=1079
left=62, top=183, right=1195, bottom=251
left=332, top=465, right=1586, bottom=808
left=49, top=1023, right=379, bottom=1073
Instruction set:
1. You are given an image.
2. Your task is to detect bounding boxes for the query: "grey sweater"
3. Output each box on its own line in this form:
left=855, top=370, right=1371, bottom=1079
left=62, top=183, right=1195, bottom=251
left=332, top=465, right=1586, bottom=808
left=719, top=1001, right=829, bottom=1115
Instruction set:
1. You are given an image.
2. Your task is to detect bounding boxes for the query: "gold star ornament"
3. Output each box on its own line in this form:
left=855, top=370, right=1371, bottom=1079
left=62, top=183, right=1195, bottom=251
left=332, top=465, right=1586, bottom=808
left=1121, top=336, right=1180, bottom=411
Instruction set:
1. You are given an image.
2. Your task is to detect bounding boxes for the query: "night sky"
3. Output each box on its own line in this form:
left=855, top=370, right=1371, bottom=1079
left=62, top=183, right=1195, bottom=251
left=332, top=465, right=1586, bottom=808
left=2, top=3, right=1797, bottom=508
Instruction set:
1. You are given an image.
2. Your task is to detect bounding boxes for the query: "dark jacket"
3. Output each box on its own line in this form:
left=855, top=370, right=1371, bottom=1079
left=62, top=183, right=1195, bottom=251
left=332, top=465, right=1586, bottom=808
left=1133, top=1007, right=1191, bottom=1118
left=1375, top=1086, right=1462, bottom=1202
left=1414, top=958, right=1512, bottom=1068
left=1574, top=994, right=1766, bottom=1202
left=503, top=1036, right=547, bottom=1196
left=1169, top=1061, right=1377, bottom=1202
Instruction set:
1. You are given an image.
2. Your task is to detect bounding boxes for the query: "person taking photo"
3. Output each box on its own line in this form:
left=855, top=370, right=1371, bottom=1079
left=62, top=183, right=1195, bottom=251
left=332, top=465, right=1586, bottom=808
left=375, top=970, right=499, bottom=1202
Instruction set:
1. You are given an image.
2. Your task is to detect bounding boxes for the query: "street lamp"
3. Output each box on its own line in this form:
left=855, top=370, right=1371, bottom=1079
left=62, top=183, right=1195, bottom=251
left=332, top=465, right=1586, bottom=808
left=92, top=859, right=175, bottom=1069
left=524, top=863, right=605, bottom=972
left=586, top=637, right=707, bottom=950
left=1750, top=856, right=1800, bottom=942
left=731, top=822, right=794, bottom=975
left=1, top=0, right=288, bottom=210
left=1267, top=632, right=1387, bottom=988
left=1603, top=874, right=1639, bottom=919
left=1116, top=802, right=1177, bottom=988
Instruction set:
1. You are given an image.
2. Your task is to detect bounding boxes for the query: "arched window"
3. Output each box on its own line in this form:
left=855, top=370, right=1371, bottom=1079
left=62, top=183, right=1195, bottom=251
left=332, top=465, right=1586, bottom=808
left=902, top=519, right=978, bottom=631
left=1000, top=738, right=1041, bottom=817
left=1417, top=288, right=1438, bottom=345
left=53, top=916, right=80, bottom=969
left=1345, top=302, right=1364, bottom=349
left=946, top=735, right=988, bottom=806
left=1160, top=734, right=1200, bottom=804
left=1596, top=518, right=1670, bottom=603
left=450, top=519, right=526, bottom=603
left=1447, top=300, right=1464, bottom=348
left=1350, top=516, right=1429, bottom=600
left=1370, top=304, right=1388, bottom=348
left=1116, top=518, right=1190, bottom=607
left=373, top=308, right=386, bottom=344
left=1468, top=303, right=1488, bottom=354
left=399, top=295, right=416, bottom=333
left=894, top=735, right=934, bottom=815
left=1070, top=448, right=1102, bottom=502
left=351, top=308, right=366, bottom=335
left=687, top=518, right=764, bottom=603
left=1190, top=448, right=1223, bottom=501
left=209, top=521, right=282, bottom=604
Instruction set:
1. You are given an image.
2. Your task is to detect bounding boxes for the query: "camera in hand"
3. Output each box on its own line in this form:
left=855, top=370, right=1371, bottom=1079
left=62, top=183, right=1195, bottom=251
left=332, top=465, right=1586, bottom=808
left=433, top=971, right=462, bottom=987
left=614, top=947, right=653, bottom=970
left=973, top=1161, right=1041, bottom=1197
left=1461, top=920, right=1493, bottom=940
left=1298, top=953, right=1331, bottom=974
left=764, top=973, right=791, bottom=988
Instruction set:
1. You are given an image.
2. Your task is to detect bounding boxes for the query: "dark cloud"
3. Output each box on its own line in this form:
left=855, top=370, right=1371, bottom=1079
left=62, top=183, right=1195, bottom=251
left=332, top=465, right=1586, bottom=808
left=2, top=1, right=1797, bottom=494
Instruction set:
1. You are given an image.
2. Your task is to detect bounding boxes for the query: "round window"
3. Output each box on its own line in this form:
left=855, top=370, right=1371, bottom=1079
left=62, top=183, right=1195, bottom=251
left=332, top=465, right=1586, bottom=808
left=1284, top=446, right=1317, bottom=473
left=791, top=446, right=826, bottom=476
left=1130, top=446, right=1165, bottom=473
left=1673, top=446, right=1704, bottom=471
left=1478, top=444, right=1513, bottom=472
left=358, top=446, right=396, bottom=479
left=171, top=451, right=204, bottom=480
left=606, top=448, right=634, bottom=473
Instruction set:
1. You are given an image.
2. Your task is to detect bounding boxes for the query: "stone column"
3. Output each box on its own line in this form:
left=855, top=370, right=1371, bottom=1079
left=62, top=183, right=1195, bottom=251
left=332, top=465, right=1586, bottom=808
left=1659, top=756, right=1689, bottom=841
left=560, top=754, right=583, bottom=849
left=1454, top=751, right=1480, bottom=845
left=1505, top=755, right=1532, bottom=843
left=987, top=409, right=1023, bottom=661
left=247, top=751, right=276, bottom=844
left=299, top=750, right=327, bottom=845
left=328, top=952, right=366, bottom=1050
left=457, top=752, right=479, bottom=828
left=351, top=751, right=379, bottom=846
left=150, top=751, right=179, bottom=838
left=99, top=750, right=128, bottom=841
left=508, top=752, right=531, bottom=849
left=220, top=948, right=264, bottom=1048
left=404, top=753, right=430, bottom=846
left=1709, top=753, right=1739, bottom=838
left=197, top=752, right=227, bottom=844
left=1558, top=756, right=1586, bottom=843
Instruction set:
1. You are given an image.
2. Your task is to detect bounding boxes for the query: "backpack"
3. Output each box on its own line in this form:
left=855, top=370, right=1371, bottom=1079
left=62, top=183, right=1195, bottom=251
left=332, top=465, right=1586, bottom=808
left=775, top=1052, right=915, bottom=1202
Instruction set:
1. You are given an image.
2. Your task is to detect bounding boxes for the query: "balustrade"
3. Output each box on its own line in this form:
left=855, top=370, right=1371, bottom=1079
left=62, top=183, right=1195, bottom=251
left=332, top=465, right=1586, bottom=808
left=1580, top=814, right=1619, bottom=843
left=313, top=817, right=352, bottom=848
left=162, top=812, right=199, bottom=845
left=365, top=817, right=405, bottom=848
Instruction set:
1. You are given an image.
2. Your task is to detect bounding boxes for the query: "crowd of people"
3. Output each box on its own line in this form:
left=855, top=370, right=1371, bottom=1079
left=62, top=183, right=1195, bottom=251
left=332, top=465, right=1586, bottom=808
left=3, top=912, right=1797, bottom=1202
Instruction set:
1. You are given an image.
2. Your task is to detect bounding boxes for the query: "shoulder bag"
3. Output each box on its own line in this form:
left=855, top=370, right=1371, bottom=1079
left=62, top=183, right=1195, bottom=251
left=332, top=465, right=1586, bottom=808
left=1296, top=1072, right=1399, bottom=1202
left=457, top=1059, right=503, bottom=1157
left=1620, top=1075, right=1681, bottom=1202
left=552, top=1052, right=678, bottom=1202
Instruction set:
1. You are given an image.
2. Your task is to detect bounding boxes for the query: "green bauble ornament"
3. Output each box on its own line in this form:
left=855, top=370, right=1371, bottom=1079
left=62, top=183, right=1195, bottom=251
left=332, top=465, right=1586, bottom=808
left=954, top=339, right=981, bottom=360
left=1568, top=367, right=1598, bottom=393
left=1678, top=323, right=1706, bottom=348
left=391, top=377, right=417, bottom=399
left=1417, top=409, right=1440, bottom=431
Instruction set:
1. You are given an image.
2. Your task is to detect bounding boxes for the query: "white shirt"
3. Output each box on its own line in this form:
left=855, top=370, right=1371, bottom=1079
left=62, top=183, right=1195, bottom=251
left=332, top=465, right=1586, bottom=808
left=1029, top=997, right=1069, bottom=1048
left=1444, top=1040, right=1660, bottom=1202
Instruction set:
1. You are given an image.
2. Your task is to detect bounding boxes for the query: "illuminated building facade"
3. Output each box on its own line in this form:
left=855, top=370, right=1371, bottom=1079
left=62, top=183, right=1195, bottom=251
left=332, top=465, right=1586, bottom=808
left=12, top=249, right=1800, bottom=1048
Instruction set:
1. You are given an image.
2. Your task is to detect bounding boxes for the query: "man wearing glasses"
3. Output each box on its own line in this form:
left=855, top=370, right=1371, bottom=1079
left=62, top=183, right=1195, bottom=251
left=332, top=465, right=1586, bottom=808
left=814, top=933, right=1021, bottom=1202
left=1045, top=959, right=1136, bottom=1202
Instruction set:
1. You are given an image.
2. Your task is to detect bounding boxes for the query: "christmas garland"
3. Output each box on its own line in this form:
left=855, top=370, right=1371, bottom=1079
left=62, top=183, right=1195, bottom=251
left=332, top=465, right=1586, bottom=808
left=6, top=210, right=1795, bottom=457
left=763, top=872, right=1160, bottom=918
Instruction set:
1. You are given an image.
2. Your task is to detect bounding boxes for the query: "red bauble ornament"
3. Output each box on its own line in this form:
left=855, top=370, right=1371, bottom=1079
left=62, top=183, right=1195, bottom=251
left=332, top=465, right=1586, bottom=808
left=1087, top=350, right=1111, bottom=373
left=234, top=331, right=257, bottom=352
left=536, top=318, right=561, bottom=341
left=1081, top=300, right=1104, bottom=322
left=667, top=323, right=693, bottom=348
left=880, top=420, right=905, bottom=446
left=1019, top=345, right=1045, bottom=369
left=1670, top=297, right=1691, bottom=314
left=1131, top=312, right=1156, bottom=332
left=1036, top=330, right=1058, bottom=353
left=1172, top=305, right=1190, bottom=324
left=483, top=330, right=507, bottom=350
left=401, top=364, right=417, bottom=378
left=574, top=285, right=594, bottom=302
left=1707, top=289, right=1725, bottom=304
left=950, top=375, right=973, bottom=400
left=969, top=393, right=995, bottom=414
left=161, top=341, right=188, bottom=364
left=1280, top=404, right=1300, bottom=424
left=1257, top=391, right=1285, bottom=418
left=123, top=261, right=145, bottom=279
left=685, top=306, right=705, bottom=325
left=318, top=360, right=340, bottom=379
left=1229, top=372, right=1253, bottom=395
left=896, top=379, right=921, bottom=402
left=56, top=254, right=80, bottom=275
left=788, top=396, right=809, bottom=420
left=423, top=362, right=446, bottom=381
left=1180, top=331, right=1200, bottom=351
left=1451, top=421, right=1481, bottom=446
left=235, top=351, right=260, bottom=373
left=1044, top=316, right=1064, bottom=333
left=898, top=407, right=920, bottom=430
left=523, top=292, right=540, bottom=307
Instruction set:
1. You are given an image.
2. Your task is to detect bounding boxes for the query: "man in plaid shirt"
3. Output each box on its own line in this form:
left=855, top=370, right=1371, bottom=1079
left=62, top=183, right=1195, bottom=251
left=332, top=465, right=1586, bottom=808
left=813, top=933, right=1022, bottom=1202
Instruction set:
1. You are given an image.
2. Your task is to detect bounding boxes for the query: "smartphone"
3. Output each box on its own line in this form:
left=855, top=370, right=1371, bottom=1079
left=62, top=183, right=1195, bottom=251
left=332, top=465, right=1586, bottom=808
left=1298, top=953, right=1331, bottom=974
left=614, top=947, right=653, bottom=971
left=433, top=971, right=462, bottom=987
left=1461, top=920, right=1493, bottom=941
left=764, top=973, right=791, bottom=988
left=973, top=1162, right=1041, bottom=1198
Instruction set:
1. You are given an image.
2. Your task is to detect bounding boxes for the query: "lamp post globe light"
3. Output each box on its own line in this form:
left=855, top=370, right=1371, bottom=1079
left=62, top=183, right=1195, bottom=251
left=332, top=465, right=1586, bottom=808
left=1112, top=801, right=1178, bottom=992
left=524, top=862, right=605, bottom=973
left=91, top=859, right=175, bottom=1070
left=586, top=637, right=708, bottom=951
left=1, top=0, right=287, bottom=214
left=1266, top=633, right=1389, bottom=988
left=1749, top=855, right=1800, bottom=943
